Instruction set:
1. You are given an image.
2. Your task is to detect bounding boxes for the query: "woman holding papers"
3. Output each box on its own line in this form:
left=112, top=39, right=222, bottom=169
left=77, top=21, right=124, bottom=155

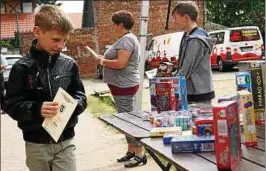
left=86, top=10, right=146, bottom=168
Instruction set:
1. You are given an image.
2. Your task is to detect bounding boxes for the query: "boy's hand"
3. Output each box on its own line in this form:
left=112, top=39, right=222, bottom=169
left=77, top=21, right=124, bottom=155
left=41, top=102, right=59, bottom=118
left=0, top=64, right=7, bottom=70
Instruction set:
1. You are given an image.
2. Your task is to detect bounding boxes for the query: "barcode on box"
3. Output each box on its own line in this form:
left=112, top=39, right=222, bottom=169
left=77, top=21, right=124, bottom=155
left=218, top=120, right=228, bottom=136
left=201, top=143, right=215, bottom=152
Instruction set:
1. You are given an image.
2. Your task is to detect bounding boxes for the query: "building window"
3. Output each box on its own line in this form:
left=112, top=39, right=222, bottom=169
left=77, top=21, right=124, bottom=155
left=1, top=3, right=6, bottom=14
left=22, top=2, right=33, bottom=13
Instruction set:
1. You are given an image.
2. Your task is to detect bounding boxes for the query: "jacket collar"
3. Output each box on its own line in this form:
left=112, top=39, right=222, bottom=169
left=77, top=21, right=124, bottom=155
left=29, top=39, right=60, bottom=68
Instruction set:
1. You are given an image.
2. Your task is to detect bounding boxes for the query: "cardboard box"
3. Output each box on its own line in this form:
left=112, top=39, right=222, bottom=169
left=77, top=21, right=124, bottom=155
left=236, top=71, right=252, bottom=92
left=163, top=133, right=183, bottom=145
left=238, top=91, right=257, bottom=146
left=150, top=127, right=182, bottom=137
left=213, top=101, right=241, bottom=171
left=156, top=62, right=175, bottom=77
left=149, top=76, right=188, bottom=112
left=156, top=82, right=176, bottom=112
left=250, top=67, right=265, bottom=112
left=217, top=94, right=238, bottom=103
left=171, top=135, right=215, bottom=153
left=194, top=118, right=214, bottom=136
left=255, top=111, right=265, bottom=125
left=173, top=116, right=190, bottom=131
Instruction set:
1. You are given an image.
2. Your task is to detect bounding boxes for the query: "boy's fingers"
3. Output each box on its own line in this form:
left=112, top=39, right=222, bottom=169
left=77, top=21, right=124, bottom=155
left=42, top=102, right=59, bottom=107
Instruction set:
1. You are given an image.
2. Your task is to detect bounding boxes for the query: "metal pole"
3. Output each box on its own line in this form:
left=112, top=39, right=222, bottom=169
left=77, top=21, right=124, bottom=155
left=264, top=0, right=266, bottom=167
left=165, top=0, right=171, bottom=30
left=15, top=10, right=20, bottom=49
left=135, top=0, right=149, bottom=111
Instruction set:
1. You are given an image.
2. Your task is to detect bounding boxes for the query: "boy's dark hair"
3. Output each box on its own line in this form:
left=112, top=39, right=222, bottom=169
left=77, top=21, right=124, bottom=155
left=112, top=10, right=135, bottom=30
left=34, top=4, right=74, bottom=34
left=172, top=1, right=199, bottom=21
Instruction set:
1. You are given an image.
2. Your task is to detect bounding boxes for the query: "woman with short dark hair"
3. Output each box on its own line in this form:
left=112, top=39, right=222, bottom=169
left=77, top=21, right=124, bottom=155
left=86, top=10, right=147, bottom=168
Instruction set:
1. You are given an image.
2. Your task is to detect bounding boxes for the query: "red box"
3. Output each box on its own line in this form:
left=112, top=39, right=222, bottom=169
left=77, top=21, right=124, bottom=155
left=213, top=101, right=241, bottom=170
left=155, top=82, right=176, bottom=112
left=195, top=118, right=214, bottom=136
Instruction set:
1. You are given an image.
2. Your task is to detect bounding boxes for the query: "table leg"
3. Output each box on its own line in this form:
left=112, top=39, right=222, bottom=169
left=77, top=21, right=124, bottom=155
left=145, top=147, right=173, bottom=171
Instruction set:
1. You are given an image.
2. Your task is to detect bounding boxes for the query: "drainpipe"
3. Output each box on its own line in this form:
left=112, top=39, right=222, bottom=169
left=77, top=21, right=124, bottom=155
left=135, top=0, right=149, bottom=111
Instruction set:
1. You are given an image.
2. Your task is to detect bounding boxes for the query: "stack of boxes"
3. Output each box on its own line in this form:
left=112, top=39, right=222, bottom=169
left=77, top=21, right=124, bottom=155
left=235, top=62, right=265, bottom=125
left=149, top=76, right=188, bottom=112
left=213, top=101, right=241, bottom=170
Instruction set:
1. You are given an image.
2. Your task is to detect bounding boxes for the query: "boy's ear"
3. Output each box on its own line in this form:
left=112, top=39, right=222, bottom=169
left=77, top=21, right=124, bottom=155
left=184, top=14, right=190, bottom=21
left=33, top=26, right=41, bottom=38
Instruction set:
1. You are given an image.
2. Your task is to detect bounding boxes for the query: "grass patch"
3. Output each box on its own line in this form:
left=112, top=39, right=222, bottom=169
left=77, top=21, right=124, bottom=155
left=87, top=95, right=116, bottom=118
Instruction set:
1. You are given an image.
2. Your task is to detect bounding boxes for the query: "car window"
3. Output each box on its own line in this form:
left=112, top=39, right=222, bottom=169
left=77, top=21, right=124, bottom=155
left=148, top=40, right=154, bottom=51
left=209, top=32, right=225, bottom=45
left=6, top=57, right=20, bottom=65
left=230, top=29, right=260, bottom=42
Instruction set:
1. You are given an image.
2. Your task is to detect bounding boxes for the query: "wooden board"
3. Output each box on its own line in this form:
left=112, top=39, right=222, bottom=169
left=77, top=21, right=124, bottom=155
left=99, top=115, right=149, bottom=139
left=197, top=152, right=265, bottom=171
left=241, top=144, right=265, bottom=167
left=141, top=138, right=218, bottom=171
left=115, top=113, right=153, bottom=131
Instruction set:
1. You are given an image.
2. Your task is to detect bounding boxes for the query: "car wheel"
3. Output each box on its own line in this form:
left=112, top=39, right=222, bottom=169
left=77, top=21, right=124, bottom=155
left=218, top=57, right=227, bottom=72
left=96, top=65, right=103, bottom=79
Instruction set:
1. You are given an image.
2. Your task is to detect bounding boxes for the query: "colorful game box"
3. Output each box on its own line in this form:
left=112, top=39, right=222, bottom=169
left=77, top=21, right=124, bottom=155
left=194, top=118, right=214, bottom=136
left=156, top=62, right=175, bottom=77
left=238, top=91, right=257, bottom=146
left=163, top=133, right=183, bottom=145
left=171, top=135, right=215, bottom=153
left=150, top=127, right=182, bottom=137
left=155, top=82, right=176, bottom=112
left=235, top=71, right=252, bottom=92
left=250, top=67, right=265, bottom=112
left=217, top=94, right=238, bottom=103
left=213, top=101, right=241, bottom=171
left=172, top=116, right=190, bottom=131
left=149, top=76, right=188, bottom=112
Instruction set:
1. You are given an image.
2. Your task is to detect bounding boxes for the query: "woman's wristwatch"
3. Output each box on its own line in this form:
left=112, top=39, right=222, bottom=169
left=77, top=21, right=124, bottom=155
left=100, top=58, right=104, bottom=66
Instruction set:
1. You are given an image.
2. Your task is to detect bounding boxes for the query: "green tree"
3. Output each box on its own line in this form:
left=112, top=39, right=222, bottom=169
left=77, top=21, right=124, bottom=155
left=206, top=0, right=265, bottom=38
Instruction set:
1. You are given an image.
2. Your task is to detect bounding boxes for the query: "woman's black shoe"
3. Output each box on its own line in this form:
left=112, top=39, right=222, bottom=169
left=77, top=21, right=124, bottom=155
left=124, top=154, right=147, bottom=168
left=117, top=152, right=135, bottom=162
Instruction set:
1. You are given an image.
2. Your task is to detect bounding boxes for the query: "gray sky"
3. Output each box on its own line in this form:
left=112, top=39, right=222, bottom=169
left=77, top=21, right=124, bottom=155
left=58, top=1, right=84, bottom=13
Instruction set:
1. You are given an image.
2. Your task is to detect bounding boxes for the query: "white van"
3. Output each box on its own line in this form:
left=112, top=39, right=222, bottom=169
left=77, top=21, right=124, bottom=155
left=209, top=26, right=264, bottom=71
left=145, top=32, right=184, bottom=70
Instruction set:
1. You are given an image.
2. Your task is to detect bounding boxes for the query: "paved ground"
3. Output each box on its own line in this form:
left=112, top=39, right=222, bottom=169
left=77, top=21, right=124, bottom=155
left=1, top=69, right=237, bottom=171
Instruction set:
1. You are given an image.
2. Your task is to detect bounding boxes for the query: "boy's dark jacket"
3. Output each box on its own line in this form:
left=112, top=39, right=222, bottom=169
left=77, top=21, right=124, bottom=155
left=4, top=40, right=87, bottom=144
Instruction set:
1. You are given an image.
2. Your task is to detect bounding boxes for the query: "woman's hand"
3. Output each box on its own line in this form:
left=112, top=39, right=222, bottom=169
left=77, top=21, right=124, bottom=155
left=94, top=55, right=104, bottom=64
left=84, top=46, right=103, bottom=64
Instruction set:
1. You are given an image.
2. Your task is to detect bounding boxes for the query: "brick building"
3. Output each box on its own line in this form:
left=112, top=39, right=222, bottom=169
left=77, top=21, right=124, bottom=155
left=2, top=0, right=204, bottom=78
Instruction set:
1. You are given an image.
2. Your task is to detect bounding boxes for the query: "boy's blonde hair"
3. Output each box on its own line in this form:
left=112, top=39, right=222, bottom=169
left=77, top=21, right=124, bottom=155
left=34, top=5, right=74, bottom=34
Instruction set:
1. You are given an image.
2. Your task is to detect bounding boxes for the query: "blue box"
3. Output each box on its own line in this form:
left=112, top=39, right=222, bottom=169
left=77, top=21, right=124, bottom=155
left=163, top=133, right=181, bottom=145
left=171, top=135, right=215, bottom=153
left=235, top=71, right=252, bottom=92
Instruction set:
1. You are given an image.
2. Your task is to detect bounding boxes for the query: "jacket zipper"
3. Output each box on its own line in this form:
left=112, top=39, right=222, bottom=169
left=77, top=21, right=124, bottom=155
left=54, top=73, right=71, bottom=80
left=47, top=56, right=53, bottom=100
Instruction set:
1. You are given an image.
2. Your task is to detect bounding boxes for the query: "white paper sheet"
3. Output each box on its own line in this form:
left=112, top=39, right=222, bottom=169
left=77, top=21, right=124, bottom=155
left=85, top=46, right=98, bottom=58
left=42, top=87, right=78, bottom=142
